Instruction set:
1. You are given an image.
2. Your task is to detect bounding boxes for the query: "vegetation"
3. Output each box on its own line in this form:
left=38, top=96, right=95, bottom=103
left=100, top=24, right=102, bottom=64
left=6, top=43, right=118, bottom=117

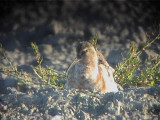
left=0, top=31, right=160, bottom=89
left=114, top=38, right=160, bottom=87
left=90, top=33, right=160, bottom=87
left=0, top=43, right=65, bottom=89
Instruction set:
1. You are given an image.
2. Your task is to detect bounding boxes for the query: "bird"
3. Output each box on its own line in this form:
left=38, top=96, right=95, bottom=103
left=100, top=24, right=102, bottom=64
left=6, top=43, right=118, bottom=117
left=65, top=41, right=118, bottom=93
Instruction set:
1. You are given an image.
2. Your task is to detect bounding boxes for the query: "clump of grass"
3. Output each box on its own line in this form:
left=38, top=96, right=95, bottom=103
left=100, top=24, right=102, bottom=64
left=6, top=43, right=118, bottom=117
left=90, top=32, right=160, bottom=87
left=91, top=33, right=99, bottom=50
left=0, top=44, right=33, bottom=86
left=114, top=34, right=160, bottom=87
left=30, top=42, right=66, bottom=89
left=0, top=43, right=66, bottom=89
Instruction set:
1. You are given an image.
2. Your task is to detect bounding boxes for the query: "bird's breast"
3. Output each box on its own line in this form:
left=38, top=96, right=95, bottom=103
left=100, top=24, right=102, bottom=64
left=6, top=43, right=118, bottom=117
left=75, top=61, right=98, bottom=81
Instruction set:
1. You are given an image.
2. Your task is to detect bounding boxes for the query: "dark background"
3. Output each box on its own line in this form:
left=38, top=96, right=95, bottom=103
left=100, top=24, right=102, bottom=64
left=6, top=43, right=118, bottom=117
left=0, top=1, right=159, bottom=50
left=0, top=0, right=160, bottom=70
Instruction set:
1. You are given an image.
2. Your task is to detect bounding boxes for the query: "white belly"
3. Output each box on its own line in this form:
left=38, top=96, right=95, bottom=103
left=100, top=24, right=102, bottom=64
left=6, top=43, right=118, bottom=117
left=99, top=64, right=118, bottom=92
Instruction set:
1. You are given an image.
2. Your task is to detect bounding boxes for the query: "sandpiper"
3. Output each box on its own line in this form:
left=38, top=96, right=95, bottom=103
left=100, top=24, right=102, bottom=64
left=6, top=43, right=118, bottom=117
left=66, top=41, right=118, bottom=93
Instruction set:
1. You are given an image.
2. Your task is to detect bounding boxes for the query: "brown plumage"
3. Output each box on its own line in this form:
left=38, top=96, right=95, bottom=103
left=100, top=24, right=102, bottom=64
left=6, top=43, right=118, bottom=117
left=65, top=41, right=118, bottom=93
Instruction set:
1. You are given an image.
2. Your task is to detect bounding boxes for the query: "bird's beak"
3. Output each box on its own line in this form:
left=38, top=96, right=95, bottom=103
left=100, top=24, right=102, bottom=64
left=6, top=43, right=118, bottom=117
left=66, top=57, right=79, bottom=76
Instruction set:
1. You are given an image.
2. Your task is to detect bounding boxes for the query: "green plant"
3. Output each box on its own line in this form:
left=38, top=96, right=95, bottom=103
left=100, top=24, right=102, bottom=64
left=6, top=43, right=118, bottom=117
left=31, top=42, right=65, bottom=89
left=91, top=33, right=99, bottom=50
left=0, top=44, right=33, bottom=86
left=0, top=43, right=66, bottom=89
left=90, top=32, right=160, bottom=87
left=114, top=34, right=160, bottom=87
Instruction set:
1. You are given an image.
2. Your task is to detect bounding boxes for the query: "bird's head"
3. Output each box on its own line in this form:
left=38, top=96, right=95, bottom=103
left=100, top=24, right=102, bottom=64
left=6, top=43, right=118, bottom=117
left=76, top=41, right=97, bottom=60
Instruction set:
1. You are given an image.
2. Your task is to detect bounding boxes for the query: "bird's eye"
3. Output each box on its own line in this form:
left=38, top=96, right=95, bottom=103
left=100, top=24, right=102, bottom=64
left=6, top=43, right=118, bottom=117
left=81, top=49, right=88, bottom=55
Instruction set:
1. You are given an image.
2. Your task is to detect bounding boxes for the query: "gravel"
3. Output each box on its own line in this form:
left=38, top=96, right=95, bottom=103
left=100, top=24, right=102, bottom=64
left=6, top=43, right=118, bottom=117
left=0, top=1, right=160, bottom=120
left=0, top=86, right=160, bottom=119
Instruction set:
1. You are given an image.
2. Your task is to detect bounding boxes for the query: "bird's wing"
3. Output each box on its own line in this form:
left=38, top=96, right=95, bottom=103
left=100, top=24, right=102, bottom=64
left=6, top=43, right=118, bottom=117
left=96, top=50, right=115, bottom=73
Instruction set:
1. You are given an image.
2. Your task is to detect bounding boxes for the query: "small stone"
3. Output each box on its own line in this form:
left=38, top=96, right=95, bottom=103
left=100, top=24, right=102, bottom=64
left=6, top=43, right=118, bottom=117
left=51, top=115, right=62, bottom=120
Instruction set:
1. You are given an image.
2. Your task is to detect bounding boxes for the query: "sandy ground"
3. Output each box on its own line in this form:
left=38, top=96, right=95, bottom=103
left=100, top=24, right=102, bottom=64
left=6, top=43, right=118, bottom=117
left=0, top=1, right=160, bottom=119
